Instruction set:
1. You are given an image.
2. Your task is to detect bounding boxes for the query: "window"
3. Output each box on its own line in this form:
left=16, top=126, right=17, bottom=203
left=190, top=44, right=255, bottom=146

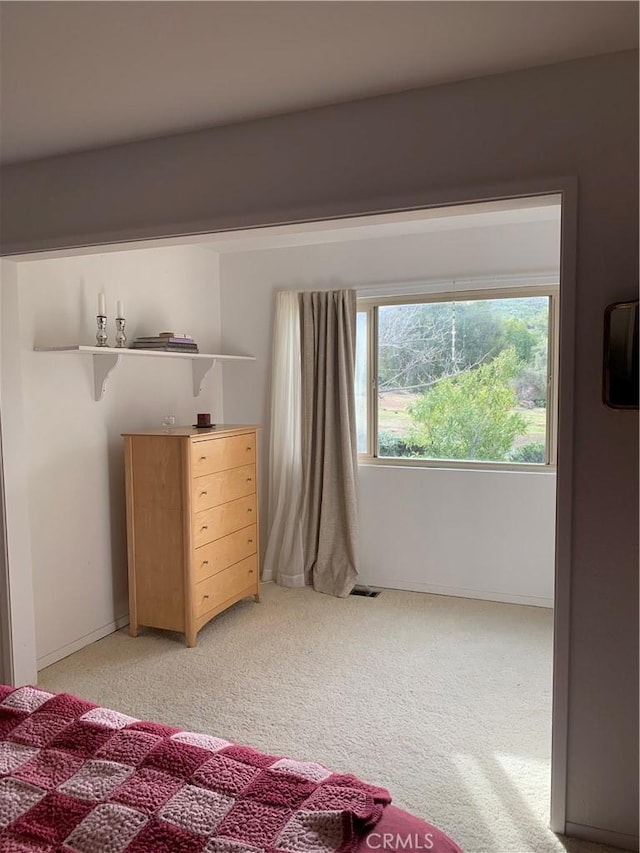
left=355, top=287, right=557, bottom=467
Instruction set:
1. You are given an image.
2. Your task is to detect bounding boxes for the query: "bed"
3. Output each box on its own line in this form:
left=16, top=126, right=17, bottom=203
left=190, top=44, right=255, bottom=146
left=0, top=685, right=461, bottom=853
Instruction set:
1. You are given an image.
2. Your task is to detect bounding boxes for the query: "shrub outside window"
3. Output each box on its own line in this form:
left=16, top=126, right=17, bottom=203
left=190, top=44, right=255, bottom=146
left=355, top=287, right=557, bottom=467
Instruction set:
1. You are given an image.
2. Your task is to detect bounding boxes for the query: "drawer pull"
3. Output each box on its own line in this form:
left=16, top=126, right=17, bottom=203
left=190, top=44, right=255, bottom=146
left=200, top=491, right=208, bottom=497
left=201, top=525, right=208, bottom=531
left=249, top=569, right=254, bottom=574
left=246, top=446, right=252, bottom=451
left=248, top=538, right=253, bottom=544
left=202, top=560, right=209, bottom=567
left=203, top=594, right=210, bottom=600
left=246, top=477, right=252, bottom=483
left=199, top=456, right=207, bottom=462
left=247, top=508, right=253, bottom=513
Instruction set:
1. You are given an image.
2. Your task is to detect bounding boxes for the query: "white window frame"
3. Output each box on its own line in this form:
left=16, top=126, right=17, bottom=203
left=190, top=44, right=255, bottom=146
left=357, top=283, right=559, bottom=471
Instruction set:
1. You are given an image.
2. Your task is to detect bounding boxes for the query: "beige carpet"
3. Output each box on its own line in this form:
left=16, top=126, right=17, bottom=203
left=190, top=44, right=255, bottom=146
left=39, top=584, right=620, bottom=853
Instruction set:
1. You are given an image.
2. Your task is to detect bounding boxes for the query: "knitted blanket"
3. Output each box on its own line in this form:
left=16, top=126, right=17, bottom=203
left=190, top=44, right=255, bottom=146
left=0, top=685, right=390, bottom=853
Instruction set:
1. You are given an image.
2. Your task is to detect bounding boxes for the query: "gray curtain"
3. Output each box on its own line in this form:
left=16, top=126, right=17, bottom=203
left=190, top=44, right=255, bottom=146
left=299, top=290, right=359, bottom=597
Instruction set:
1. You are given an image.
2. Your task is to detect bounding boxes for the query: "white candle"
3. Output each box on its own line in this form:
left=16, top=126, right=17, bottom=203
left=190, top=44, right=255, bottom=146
left=98, top=292, right=106, bottom=316
left=116, top=300, right=124, bottom=318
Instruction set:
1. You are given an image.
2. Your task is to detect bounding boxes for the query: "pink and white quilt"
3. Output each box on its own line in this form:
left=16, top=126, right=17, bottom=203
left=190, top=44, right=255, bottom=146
left=0, top=685, right=390, bottom=853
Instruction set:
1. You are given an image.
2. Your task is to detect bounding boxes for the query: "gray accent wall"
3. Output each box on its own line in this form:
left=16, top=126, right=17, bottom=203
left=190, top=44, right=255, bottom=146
left=1, top=50, right=638, bottom=841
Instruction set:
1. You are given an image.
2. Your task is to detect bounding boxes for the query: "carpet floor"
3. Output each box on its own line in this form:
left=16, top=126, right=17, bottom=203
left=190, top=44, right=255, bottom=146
left=39, top=583, right=621, bottom=853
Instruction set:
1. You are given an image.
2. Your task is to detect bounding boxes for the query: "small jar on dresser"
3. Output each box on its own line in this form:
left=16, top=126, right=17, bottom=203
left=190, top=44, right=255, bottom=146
left=122, top=425, right=260, bottom=647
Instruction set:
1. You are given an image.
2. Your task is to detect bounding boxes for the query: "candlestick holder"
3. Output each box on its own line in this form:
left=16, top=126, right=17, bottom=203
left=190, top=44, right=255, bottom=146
left=115, top=317, right=127, bottom=348
left=96, top=315, right=108, bottom=347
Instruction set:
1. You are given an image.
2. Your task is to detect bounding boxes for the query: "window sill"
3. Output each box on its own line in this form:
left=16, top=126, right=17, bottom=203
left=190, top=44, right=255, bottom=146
left=357, top=456, right=557, bottom=474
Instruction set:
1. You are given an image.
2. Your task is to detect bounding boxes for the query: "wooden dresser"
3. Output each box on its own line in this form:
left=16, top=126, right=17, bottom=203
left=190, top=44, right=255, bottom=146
left=122, top=425, right=260, bottom=647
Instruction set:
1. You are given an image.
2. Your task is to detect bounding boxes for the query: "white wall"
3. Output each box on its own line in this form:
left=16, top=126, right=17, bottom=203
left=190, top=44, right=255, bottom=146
left=221, top=219, right=559, bottom=606
left=0, top=259, right=38, bottom=685
left=16, top=245, right=222, bottom=668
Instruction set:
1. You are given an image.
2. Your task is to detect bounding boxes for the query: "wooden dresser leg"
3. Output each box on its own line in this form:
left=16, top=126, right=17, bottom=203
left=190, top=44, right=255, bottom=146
left=185, top=630, right=197, bottom=648
left=129, top=621, right=138, bottom=638
left=254, top=586, right=261, bottom=603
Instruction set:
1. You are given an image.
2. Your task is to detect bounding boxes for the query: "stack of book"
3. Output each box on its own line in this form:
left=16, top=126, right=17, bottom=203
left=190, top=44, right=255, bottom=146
left=131, top=333, right=199, bottom=353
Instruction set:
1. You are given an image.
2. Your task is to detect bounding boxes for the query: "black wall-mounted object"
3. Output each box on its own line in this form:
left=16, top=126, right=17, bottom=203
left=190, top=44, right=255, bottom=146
left=603, top=300, right=639, bottom=409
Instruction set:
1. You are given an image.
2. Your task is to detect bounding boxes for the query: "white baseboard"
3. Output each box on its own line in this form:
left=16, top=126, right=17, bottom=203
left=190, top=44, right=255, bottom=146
left=565, top=822, right=638, bottom=852
left=358, top=577, right=553, bottom=608
left=37, top=615, right=129, bottom=671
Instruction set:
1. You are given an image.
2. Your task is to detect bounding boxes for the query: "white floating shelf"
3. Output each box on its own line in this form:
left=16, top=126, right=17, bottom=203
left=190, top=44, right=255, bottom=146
left=34, top=346, right=255, bottom=401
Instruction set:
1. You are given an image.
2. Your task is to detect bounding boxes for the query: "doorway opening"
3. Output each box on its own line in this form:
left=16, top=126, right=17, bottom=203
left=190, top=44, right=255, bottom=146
left=0, top=188, right=574, bottom=849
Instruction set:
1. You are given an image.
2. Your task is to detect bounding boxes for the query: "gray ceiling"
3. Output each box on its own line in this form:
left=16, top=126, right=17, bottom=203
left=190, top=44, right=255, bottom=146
left=0, top=1, right=637, bottom=165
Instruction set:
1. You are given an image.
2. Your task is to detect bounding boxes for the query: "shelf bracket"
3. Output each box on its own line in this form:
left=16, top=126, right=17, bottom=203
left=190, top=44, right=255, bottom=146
left=192, top=357, right=216, bottom=397
left=92, top=352, right=121, bottom=401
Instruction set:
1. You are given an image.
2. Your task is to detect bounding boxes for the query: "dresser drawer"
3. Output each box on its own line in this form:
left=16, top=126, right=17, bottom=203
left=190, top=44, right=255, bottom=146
left=193, top=495, right=256, bottom=549
left=191, top=433, right=256, bottom=478
left=193, top=524, right=257, bottom=583
left=193, top=554, right=258, bottom=618
left=192, top=464, right=255, bottom=513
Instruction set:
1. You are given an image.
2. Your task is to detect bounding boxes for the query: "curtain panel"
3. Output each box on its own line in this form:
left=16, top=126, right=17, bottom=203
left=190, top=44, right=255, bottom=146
left=263, top=289, right=359, bottom=597
left=262, top=291, right=305, bottom=587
